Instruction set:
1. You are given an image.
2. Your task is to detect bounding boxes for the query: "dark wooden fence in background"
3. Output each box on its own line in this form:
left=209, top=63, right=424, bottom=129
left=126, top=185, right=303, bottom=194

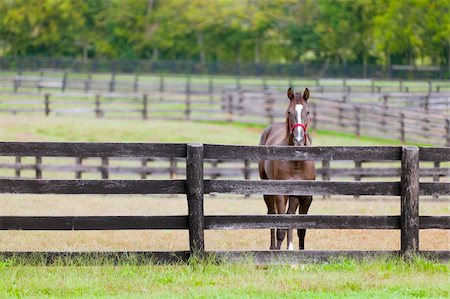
left=223, top=89, right=450, bottom=146
left=2, top=72, right=450, bottom=94
left=0, top=142, right=448, bottom=263
left=0, top=73, right=449, bottom=145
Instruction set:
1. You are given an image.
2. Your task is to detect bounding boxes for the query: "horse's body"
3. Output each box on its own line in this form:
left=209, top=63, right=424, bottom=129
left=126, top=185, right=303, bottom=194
left=258, top=87, right=316, bottom=250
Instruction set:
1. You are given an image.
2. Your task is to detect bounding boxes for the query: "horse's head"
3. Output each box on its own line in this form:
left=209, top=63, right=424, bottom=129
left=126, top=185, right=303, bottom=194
left=286, top=87, right=312, bottom=146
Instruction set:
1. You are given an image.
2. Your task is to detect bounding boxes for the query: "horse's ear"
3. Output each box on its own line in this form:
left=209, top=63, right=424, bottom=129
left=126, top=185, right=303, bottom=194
left=303, top=88, right=310, bottom=101
left=287, top=87, right=294, bottom=101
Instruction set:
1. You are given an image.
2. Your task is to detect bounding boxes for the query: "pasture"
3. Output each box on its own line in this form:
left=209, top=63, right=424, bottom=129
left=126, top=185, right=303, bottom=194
left=1, top=113, right=448, bottom=297
left=1, top=256, right=448, bottom=298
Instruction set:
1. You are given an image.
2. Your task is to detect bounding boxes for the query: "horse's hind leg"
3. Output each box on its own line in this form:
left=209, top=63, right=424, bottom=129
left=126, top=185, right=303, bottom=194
left=275, top=195, right=288, bottom=250
left=297, top=196, right=313, bottom=250
left=286, top=196, right=299, bottom=250
left=264, top=195, right=276, bottom=250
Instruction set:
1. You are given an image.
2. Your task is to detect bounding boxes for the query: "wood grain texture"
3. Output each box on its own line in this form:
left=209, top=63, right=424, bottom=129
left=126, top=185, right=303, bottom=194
left=0, top=179, right=186, bottom=194
left=186, top=144, right=205, bottom=254
left=204, top=180, right=401, bottom=195
left=419, top=182, right=450, bottom=195
left=419, top=147, right=450, bottom=161
left=204, top=215, right=400, bottom=229
left=0, top=142, right=187, bottom=158
left=401, top=146, right=420, bottom=254
left=204, top=144, right=402, bottom=161
left=0, top=216, right=189, bottom=230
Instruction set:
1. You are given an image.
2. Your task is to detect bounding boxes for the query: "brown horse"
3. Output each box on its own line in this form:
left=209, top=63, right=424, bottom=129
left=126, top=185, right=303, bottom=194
left=258, top=87, right=316, bottom=250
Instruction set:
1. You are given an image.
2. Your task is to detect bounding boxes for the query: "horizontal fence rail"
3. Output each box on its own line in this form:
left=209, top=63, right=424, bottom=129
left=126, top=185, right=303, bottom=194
left=0, top=142, right=448, bottom=263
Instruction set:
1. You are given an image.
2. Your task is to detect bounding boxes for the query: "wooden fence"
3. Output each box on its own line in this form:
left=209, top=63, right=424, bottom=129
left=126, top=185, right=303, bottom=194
left=0, top=142, right=448, bottom=263
left=0, top=155, right=448, bottom=201
left=0, top=88, right=449, bottom=145
left=2, top=72, right=450, bottom=94
left=223, top=90, right=450, bottom=146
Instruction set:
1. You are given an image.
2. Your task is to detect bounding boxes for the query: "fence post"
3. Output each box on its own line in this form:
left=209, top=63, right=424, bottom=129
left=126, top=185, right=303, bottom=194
left=95, top=94, right=102, bottom=118
left=109, top=72, right=116, bottom=92
left=140, top=159, right=147, bottom=179
left=159, top=74, right=164, bottom=101
left=322, top=160, right=330, bottom=200
left=265, top=91, right=274, bottom=124
left=142, top=94, right=148, bottom=120
left=133, top=74, right=139, bottom=93
left=35, top=156, right=42, bottom=179
left=400, top=113, right=406, bottom=143
left=400, top=146, right=419, bottom=257
left=38, top=70, right=43, bottom=92
left=185, top=76, right=191, bottom=120
left=355, top=106, right=361, bottom=137
left=208, top=76, right=214, bottom=103
left=186, top=143, right=205, bottom=256
left=244, top=159, right=251, bottom=197
left=61, top=72, right=68, bottom=92
left=15, top=156, right=21, bottom=178
left=101, top=157, right=109, bottom=179
left=13, top=76, right=20, bottom=93
left=75, top=157, right=83, bottom=179
left=446, top=119, right=450, bottom=147
left=432, top=161, right=440, bottom=200
left=354, top=160, right=362, bottom=199
left=170, top=158, right=177, bottom=180
left=84, top=74, right=92, bottom=93
left=44, top=94, right=50, bottom=116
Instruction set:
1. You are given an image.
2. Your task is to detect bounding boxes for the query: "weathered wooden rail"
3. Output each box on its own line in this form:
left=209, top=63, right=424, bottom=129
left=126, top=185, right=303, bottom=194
left=0, top=142, right=448, bottom=263
left=0, top=155, right=448, bottom=201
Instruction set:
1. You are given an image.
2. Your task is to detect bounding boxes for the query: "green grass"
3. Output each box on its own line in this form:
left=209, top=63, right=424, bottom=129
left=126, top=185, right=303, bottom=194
left=0, top=255, right=448, bottom=298
left=1, top=114, right=423, bottom=146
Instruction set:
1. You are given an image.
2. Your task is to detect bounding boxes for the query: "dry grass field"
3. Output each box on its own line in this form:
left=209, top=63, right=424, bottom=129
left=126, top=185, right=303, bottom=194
left=1, top=194, right=447, bottom=252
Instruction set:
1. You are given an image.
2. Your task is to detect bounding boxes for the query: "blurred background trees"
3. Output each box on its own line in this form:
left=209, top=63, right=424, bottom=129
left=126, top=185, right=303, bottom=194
left=0, top=0, right=449, bottom=68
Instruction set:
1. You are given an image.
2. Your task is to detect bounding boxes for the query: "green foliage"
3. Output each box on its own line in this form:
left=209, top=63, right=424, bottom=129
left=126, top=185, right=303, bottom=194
left=0, top=0, right=448, bottom=66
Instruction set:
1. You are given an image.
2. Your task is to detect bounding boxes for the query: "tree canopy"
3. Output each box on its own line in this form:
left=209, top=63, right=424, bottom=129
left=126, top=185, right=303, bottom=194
left=0, top=0, right=449, bottom=67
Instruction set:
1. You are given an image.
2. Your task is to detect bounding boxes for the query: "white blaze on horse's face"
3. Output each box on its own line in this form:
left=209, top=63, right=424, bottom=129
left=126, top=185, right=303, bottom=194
left=294, top=104, right=304, bottom=145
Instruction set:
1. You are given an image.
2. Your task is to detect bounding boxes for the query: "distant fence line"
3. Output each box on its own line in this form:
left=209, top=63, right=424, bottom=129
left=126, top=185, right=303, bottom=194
left=0, top=142, right=449, bottom=263
left=0, top=73, right=449, bottom=145
left=223, top=89, right=450, bottom=146
left=0, top=88, right=447, bottom=146
left=2, top=72, right=450, bottom=94
left=1, top=56, right=449, bottom=79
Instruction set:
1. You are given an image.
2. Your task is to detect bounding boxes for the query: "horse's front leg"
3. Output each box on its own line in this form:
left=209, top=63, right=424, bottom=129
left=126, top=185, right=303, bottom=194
left=286, top=196, right=299, bottom=250
left=298, top=196, right=313, bottom=250
left=275, top=195, right=288, bottom=250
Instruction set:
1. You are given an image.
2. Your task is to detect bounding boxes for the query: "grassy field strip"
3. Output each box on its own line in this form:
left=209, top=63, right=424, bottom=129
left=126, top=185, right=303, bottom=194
left=0, top=256, right=448, bottom=298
